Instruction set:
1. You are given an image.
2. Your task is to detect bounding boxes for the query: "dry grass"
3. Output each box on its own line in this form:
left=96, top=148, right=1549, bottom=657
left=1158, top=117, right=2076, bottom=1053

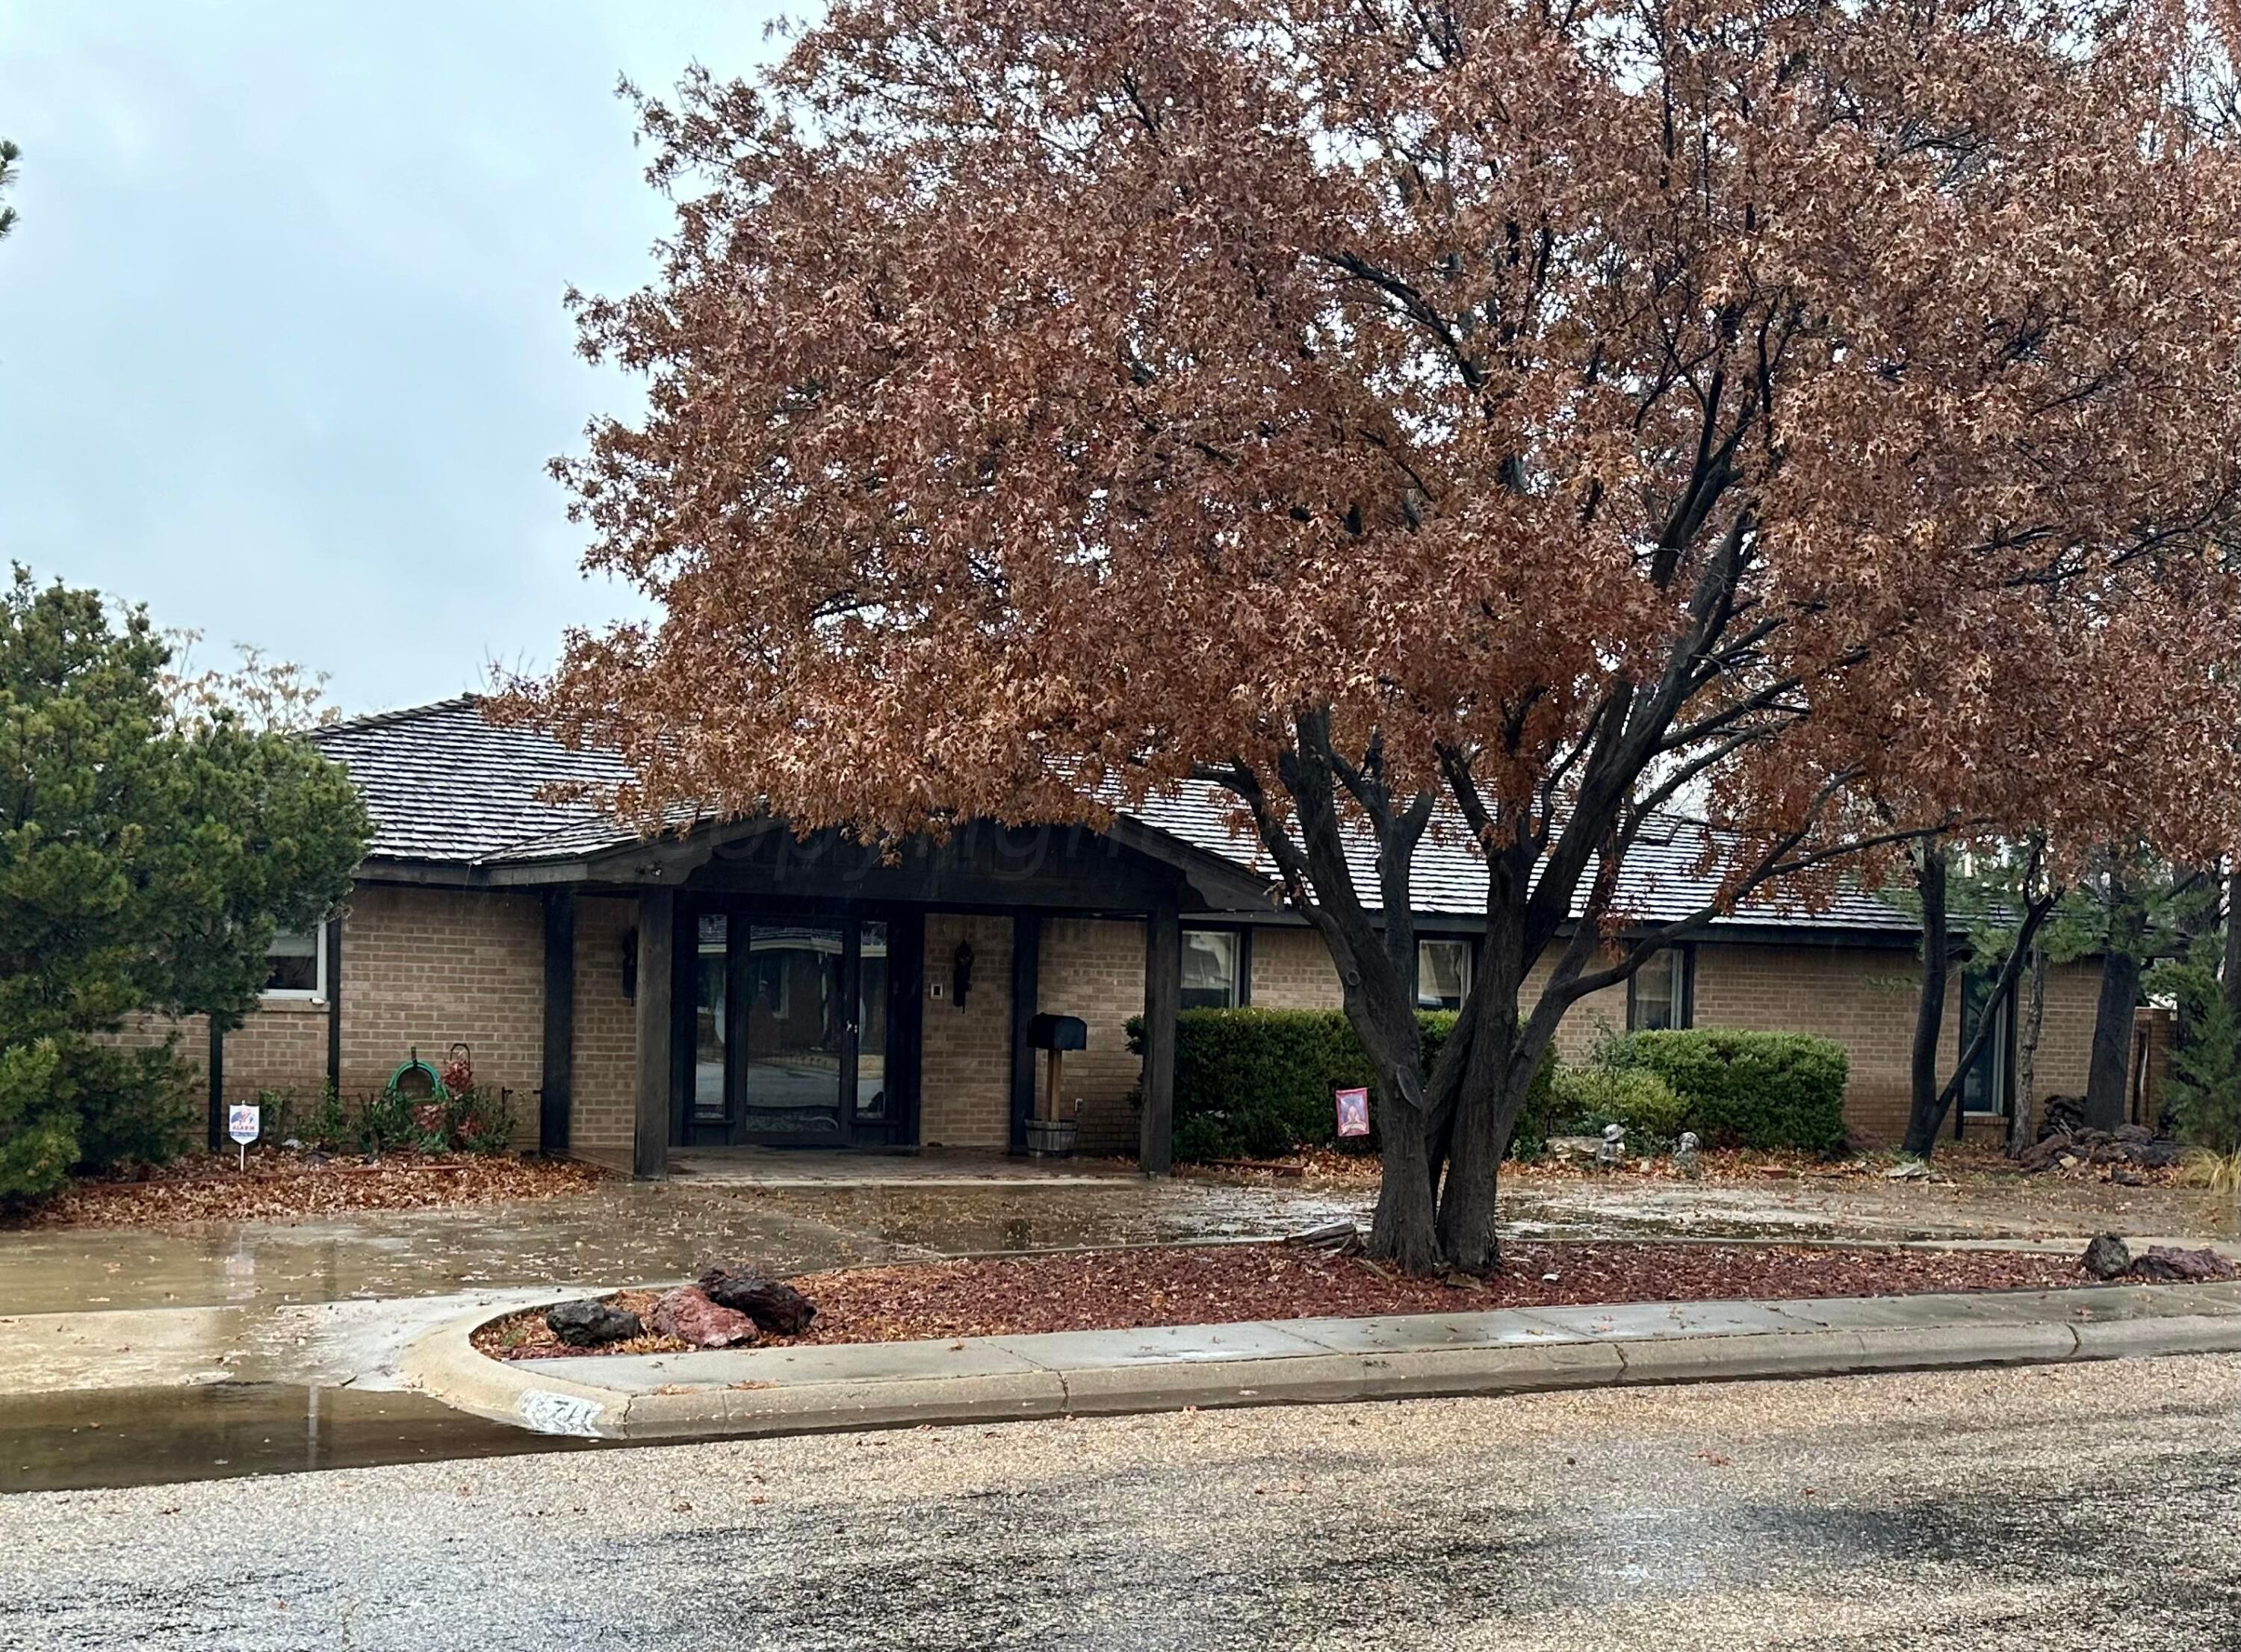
left=2180, top=1148, right=2241, bottom=1196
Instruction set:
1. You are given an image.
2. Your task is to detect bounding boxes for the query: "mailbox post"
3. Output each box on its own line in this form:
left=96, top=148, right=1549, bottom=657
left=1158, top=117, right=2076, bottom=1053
left=1024, top=1013, right=1088, bottom=1158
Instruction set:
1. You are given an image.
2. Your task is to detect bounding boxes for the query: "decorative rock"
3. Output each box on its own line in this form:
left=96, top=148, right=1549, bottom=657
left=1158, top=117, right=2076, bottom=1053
left=2080, top=1234, right=2132, bottom=1281
left=698, top=1266, right=817, bottom=1335
left=1546, top=1135, right=1603, bottom=1163
left=2128, top=1245, right=2225, bottom=1282
left=545, top=1298, right=644, bottom=1348
left=649, top=1286, right=757, bottom=1348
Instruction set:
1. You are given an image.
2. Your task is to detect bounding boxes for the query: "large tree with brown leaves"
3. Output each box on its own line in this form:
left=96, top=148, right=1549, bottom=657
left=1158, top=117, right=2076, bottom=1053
left=516, top=0, right=2241, bottom=1274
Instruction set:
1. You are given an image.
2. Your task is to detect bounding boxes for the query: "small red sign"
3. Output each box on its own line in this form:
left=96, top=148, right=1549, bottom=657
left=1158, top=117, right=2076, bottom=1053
left=1334, top=1086, right=1371, bottom=1138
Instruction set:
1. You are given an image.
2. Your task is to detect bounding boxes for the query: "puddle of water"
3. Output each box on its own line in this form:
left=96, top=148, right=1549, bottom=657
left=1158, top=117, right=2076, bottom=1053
left=0, top=1383, right=607, bottom=1494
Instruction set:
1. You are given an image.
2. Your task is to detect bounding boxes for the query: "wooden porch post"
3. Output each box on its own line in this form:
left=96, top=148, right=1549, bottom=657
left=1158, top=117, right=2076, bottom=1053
left=541, top=888, right=576, bottom=1158
left=633, top=888, right=675, bottom=1180
left=1139, top=903, right=1180, bottom=1176
left=323, top=913, right=344, bottom=1100
left=1008, top=910, right=1041, bottom=1153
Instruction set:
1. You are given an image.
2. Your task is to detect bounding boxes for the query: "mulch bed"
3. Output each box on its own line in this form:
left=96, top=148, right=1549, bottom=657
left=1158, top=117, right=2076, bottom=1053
left=477, top=1238, right=2225, bottom=1361
left=1212, top=1143, right=2193, bottom=1192
left=6, top=1149, right=609, bottom=1229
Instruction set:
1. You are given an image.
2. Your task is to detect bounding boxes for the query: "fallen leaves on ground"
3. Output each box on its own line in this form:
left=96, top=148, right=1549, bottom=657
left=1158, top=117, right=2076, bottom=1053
left=479, top=1238, right=2225, bottom=1361
left=8, top=1149, right=609, bottom=1229
left=1194, top=1142, right=2195, bottom=1193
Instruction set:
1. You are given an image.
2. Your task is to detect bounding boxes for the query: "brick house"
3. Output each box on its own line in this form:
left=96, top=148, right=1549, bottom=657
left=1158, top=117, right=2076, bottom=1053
left=188, top=698, right=2126, bottom=1170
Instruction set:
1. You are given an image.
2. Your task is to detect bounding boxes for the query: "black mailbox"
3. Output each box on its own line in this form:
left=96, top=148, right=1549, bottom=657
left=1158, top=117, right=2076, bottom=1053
left=1026, top=1013, right=1088, bottom=1052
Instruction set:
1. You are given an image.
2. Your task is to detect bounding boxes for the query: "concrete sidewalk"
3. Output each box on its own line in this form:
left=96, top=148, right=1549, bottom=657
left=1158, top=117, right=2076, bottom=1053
left=403, top=1279, right=2240, bottom=1441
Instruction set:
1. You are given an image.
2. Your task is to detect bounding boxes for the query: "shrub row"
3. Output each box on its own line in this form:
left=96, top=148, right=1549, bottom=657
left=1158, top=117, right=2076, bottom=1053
left=1600, top=1028, right=1849, bottom=1152
left=1132, top=1009, right=1849, bottom=1161
left=1132, top=1007, right=1554, bottom=1162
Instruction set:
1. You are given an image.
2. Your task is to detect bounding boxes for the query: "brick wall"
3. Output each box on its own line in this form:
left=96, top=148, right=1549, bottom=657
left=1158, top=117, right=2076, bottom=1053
left=335, top=886, right=545, bottom=1143
left=569, top=895, right=638, bottom=1168
left=110, top=998, right=330, bottom=1099
left=1038, top=917, right=1149, bottom=1155
left=1212, top=926, right=2116, bottom=1149
left=919, top=913, right=1014, bottom=1149
left=1249, top=926, right=1342, bottom=1008
left=121, top=881, right=2127, bottom=1164
left=111, top=884, right=551, bottom=1150
left=1683, top=943, right=2108, bottom=1147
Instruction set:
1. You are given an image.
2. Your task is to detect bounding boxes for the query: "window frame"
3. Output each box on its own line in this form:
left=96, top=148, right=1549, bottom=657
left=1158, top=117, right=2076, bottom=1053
left=1956, top=965, right=2014, bottom=1118
left=260, top=920, right=329, bottom=1003
left=1625, top=943, right=1693, bottom=1032
left=1179, top=924, right=1253, bottom=1010
left=1414, top=934, right=1476, bottom=1012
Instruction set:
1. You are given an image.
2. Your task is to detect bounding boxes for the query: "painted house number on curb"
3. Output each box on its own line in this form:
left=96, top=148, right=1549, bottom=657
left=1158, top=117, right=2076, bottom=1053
left=518, top=1391, right=607, bottom=1438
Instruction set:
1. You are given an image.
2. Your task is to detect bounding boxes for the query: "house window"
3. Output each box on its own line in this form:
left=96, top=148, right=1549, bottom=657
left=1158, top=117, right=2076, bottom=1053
left=1958, top=968, right=2011, bottom=1117
left=1627, top=946, right=1690, bottom=1031
left=1180, top=928, right=1246, bottom=1010
left=1417, top=938, right=1472, bottom=1010
left=262, top=923, right=326, bottom=999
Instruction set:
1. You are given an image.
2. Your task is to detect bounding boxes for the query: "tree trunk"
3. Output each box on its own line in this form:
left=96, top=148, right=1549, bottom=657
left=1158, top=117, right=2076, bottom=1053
left=2084, top=872, right=2146, bottom=1132
left=2008, top=938, right=2047, bottom=1157
left=1432, top=918, right=1531, bottom=1275
left=1366, top=1066, right=1441, bottom=1276
left=1901, top=840, right=1953, bottom=1158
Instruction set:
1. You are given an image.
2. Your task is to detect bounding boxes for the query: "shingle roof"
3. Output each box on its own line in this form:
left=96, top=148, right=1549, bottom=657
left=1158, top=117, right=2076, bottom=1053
left=309, top=696, right=629, bottom=865
left=311, top=698, right=1912, bottom=934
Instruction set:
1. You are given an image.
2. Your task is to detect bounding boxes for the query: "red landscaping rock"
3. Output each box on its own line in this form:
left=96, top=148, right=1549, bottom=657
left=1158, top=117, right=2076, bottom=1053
left=2129, top=1245, right=2226, bottom=1282
left=698, top=1266, right=816, bottom=1335
left=649, top=1287, right=757, bottom=1348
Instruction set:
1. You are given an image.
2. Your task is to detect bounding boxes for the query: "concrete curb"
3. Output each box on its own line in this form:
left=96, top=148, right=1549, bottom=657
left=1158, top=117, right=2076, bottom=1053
left=399, top=1282, right=2240, bottom=1442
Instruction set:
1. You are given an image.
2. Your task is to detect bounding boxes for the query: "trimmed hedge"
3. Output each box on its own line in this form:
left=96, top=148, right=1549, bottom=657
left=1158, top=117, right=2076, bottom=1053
left=1605, top=1028, right=1849, bottom=1152
left=1546, top=1064, right=1689, bottom=1144
left=1132, top=1007, right=1555, bottom=1162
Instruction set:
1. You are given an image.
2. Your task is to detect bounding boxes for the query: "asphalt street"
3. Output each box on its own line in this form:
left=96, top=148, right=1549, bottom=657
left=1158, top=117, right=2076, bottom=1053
left=1, top=1355, right=2232, bottom=1651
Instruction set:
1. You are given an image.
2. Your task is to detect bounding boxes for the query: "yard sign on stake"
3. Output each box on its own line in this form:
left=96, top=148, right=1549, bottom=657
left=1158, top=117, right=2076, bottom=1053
left=228, top=1102, right=259, bottom=1172
left=1334, top=1087, right=1371, bottom=1139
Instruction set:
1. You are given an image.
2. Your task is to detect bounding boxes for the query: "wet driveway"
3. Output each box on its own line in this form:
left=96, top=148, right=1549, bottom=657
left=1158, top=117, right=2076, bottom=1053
left=0, top=1171, right=1373, bottom=1491
left=2, top=1159, right=2226, bottom=1494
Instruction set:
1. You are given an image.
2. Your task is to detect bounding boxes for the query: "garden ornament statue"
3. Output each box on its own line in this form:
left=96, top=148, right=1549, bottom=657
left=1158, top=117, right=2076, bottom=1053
left=1675, top=1131, right=1703, bottom=1180
left=1595, top=1122, right=1626, bottom=1169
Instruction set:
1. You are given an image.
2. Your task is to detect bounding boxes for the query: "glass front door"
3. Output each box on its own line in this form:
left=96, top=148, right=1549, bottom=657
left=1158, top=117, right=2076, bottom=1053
left=681, top=910, right=901, bottom=1146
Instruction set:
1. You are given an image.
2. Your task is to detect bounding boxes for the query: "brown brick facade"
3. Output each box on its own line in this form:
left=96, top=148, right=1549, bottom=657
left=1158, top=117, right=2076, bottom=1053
left=919, top=913, right=1014, bottom=1147
left=568, top=895, right=639, bottom=1167
left=1248, top=926, right=1341, bottom=1009
left=149, top=883, right=2121, bottom=1164
left=1038, top=917, right=1150, bottom=1155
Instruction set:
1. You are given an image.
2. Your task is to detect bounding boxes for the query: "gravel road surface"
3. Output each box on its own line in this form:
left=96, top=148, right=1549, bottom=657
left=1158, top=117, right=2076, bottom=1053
left=1, top=1356, right=2231, bottom=1651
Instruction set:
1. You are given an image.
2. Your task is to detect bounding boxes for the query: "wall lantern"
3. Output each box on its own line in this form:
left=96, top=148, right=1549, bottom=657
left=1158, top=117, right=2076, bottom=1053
left=951, top=940, right=974, bottom=1010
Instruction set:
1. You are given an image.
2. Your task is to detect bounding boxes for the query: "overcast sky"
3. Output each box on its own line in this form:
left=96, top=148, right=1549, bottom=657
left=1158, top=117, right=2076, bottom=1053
left=0, top=1, right=785, bottom=714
